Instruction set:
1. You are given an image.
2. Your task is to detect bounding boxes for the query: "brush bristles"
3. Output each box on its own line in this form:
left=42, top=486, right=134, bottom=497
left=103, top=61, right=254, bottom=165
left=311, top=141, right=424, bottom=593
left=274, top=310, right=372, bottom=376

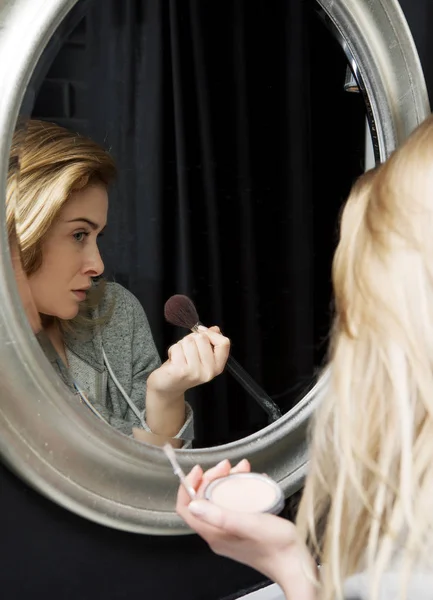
left=164, top=294, right=200, bottom=329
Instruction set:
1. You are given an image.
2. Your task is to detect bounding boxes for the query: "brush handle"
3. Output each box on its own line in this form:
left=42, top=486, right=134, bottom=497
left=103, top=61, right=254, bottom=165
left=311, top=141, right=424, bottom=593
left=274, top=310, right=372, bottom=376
left=193, top=322, right=282, bottom=422
left=225, top=355, right=282, bottom=423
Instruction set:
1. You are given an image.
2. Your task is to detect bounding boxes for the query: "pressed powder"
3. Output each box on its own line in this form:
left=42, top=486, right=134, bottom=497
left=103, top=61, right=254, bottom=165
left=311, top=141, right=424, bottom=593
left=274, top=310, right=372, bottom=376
left=204, top=473, right=284, bottom=514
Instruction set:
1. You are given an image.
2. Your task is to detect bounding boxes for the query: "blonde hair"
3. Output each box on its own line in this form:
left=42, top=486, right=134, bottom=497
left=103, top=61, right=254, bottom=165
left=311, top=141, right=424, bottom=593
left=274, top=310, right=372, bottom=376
left=7, top=119, right=117, bottom=327
left=297, top=115, right=433, bottom=599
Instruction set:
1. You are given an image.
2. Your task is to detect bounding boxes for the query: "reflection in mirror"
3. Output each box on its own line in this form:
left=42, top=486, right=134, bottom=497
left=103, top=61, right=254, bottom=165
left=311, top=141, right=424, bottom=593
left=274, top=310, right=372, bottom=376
left=163, top=293, right=282, bottom=423
left=9, top=118, right=220, bottom=449
left=12, top=0, right=372, bottom=449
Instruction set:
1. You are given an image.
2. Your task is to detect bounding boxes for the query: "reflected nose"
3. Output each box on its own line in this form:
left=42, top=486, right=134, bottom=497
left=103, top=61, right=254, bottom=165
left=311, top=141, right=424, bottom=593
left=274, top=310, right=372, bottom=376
left=84, top=245, right=105, bottom=278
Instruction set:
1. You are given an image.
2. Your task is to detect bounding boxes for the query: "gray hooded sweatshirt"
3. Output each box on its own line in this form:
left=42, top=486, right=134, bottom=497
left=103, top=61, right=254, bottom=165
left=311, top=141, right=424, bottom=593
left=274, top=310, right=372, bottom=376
left=43, top=282, right=193, bottom=442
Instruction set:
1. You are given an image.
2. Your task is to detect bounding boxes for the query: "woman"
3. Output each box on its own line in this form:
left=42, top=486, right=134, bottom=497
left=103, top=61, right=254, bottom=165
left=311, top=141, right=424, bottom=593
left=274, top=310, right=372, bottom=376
left=177, top=115, right=433, bottom=597
left=8, top=119, right=230, bottom=445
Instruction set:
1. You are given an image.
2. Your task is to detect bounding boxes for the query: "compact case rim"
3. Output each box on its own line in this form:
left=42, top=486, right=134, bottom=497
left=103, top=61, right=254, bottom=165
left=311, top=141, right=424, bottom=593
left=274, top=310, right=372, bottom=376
left=203, top=472, right=285, bottom=515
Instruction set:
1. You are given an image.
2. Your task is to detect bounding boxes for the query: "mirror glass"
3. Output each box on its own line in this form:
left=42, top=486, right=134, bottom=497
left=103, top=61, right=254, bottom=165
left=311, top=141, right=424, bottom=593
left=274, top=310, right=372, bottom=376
left=10, top=0, right=373, bottom=449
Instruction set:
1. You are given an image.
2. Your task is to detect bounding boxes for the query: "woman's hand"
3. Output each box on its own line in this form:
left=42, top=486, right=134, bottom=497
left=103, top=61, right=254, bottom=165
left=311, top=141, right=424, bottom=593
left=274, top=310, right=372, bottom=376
left=143, top=326, right=230, bottom=437
left=176, top=460, right=318, bottom=600
left=146, top=325, right=230, bottom=399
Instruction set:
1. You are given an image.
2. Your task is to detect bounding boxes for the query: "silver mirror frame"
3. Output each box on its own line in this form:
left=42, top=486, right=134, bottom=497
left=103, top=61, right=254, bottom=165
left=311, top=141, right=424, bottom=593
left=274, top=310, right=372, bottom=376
left=0, top=0, right=429, bottom=534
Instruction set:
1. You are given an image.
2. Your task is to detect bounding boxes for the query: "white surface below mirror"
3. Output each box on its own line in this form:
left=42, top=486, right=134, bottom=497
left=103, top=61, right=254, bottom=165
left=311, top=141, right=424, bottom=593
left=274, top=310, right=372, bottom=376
left=240, top=583, right=284, bottom=600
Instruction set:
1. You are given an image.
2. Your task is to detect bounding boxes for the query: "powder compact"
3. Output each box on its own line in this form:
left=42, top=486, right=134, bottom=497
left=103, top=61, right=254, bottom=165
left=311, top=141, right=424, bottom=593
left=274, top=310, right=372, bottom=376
left=203, top=472, right=285, bottom=515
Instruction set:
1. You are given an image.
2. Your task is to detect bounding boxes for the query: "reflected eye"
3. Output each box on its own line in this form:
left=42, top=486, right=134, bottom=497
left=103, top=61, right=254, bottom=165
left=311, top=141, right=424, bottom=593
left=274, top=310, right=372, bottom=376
left=73, top=231, right=89, bottom=242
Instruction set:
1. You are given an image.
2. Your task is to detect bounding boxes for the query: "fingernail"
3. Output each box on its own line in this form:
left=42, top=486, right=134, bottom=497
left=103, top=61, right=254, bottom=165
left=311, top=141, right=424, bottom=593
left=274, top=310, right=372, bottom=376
left=189, top=464, right=201, bottom=476
left=202, top=459, right=229, bottom=481
left=235, top=459, right=249, bottom=468
left=197, top=325, right=208, bottom=332
left=188, top=500, right=212, bottom=517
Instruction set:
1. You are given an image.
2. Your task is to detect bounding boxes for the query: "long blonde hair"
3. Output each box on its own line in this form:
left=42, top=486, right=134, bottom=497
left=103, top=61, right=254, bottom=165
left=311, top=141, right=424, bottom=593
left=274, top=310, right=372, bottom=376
left=7, top=119, right=116, bottom=327
left=297, top=114, right=433, bottom=599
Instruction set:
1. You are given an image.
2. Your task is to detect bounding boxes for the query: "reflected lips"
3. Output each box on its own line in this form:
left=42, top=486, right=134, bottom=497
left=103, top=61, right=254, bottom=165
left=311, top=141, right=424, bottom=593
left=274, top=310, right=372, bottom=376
left=73, top=289, right=88, bottom=301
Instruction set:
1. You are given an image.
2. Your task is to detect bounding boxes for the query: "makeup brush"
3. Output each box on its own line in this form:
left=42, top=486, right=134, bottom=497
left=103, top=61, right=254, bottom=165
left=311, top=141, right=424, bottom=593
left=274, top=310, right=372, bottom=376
left=163, top=443, right=196, bottom=500
left=164, top=294, right=282, bottom=423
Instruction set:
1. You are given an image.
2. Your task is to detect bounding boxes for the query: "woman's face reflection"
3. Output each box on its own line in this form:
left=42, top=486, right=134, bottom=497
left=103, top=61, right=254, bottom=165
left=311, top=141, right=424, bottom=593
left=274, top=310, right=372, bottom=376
left=28, top=184, right=107, bottom=320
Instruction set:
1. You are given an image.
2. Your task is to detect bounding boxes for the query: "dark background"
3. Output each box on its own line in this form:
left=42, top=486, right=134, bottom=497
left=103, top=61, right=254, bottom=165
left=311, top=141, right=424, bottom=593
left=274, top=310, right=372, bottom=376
left=1, top=0, right=430, bottom=598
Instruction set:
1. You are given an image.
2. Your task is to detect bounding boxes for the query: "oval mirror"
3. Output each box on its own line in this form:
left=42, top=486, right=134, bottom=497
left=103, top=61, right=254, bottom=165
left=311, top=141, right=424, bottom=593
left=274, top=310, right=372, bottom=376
left=0, top=0, right=429, bottom=533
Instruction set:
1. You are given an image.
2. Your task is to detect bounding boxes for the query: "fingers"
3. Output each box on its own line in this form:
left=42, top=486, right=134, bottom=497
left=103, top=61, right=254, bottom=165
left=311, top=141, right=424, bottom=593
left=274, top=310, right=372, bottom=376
left=176, top=460, right=258, bottom=543
left=176, top=465, right=202, bottom=520
left=187, top=499, right=277, bottom=540
left=197, top=325, right=228, bottom=346
left=201, top=458, right=250, bottom=483
left=177, top=459, right=250, bottom=502
left=169, top=333, right=213, bottom=369
left=197, top=325, right=230, bottom=373
left=176, top=464, right=203, bottom=507
left=187, top=500, right=229, bottom=528
left=187, top=334, right=214, bottom=373
left=179, top=334, right=201, bottom=367
left=202, top=459, right=231, bottom=482
left=167, top=342, right=187, bottom=366
left=171, top=327, right=230, bottom=382
left=197, top=459, right=250, bottom=496
left=177, top=497, right=230, bottom=541
left=230, top=458, right=251, bottom=474
left=187, top=499, right=257, bottom=534
left=197, top=459, right=232, bottom=496
left=176, top=464, right=238, bottom=542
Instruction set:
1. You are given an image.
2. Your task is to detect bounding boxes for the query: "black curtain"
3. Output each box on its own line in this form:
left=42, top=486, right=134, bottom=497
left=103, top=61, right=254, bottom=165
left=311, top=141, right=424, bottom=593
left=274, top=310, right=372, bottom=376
left=84, top=0, right=315, bottom=446
left=30, top=0, right=367, bottom=446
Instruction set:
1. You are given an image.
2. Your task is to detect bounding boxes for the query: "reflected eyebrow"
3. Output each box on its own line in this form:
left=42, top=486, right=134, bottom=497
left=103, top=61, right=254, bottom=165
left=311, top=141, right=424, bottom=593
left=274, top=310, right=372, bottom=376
left=67, top=218, right=101, bottom=230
